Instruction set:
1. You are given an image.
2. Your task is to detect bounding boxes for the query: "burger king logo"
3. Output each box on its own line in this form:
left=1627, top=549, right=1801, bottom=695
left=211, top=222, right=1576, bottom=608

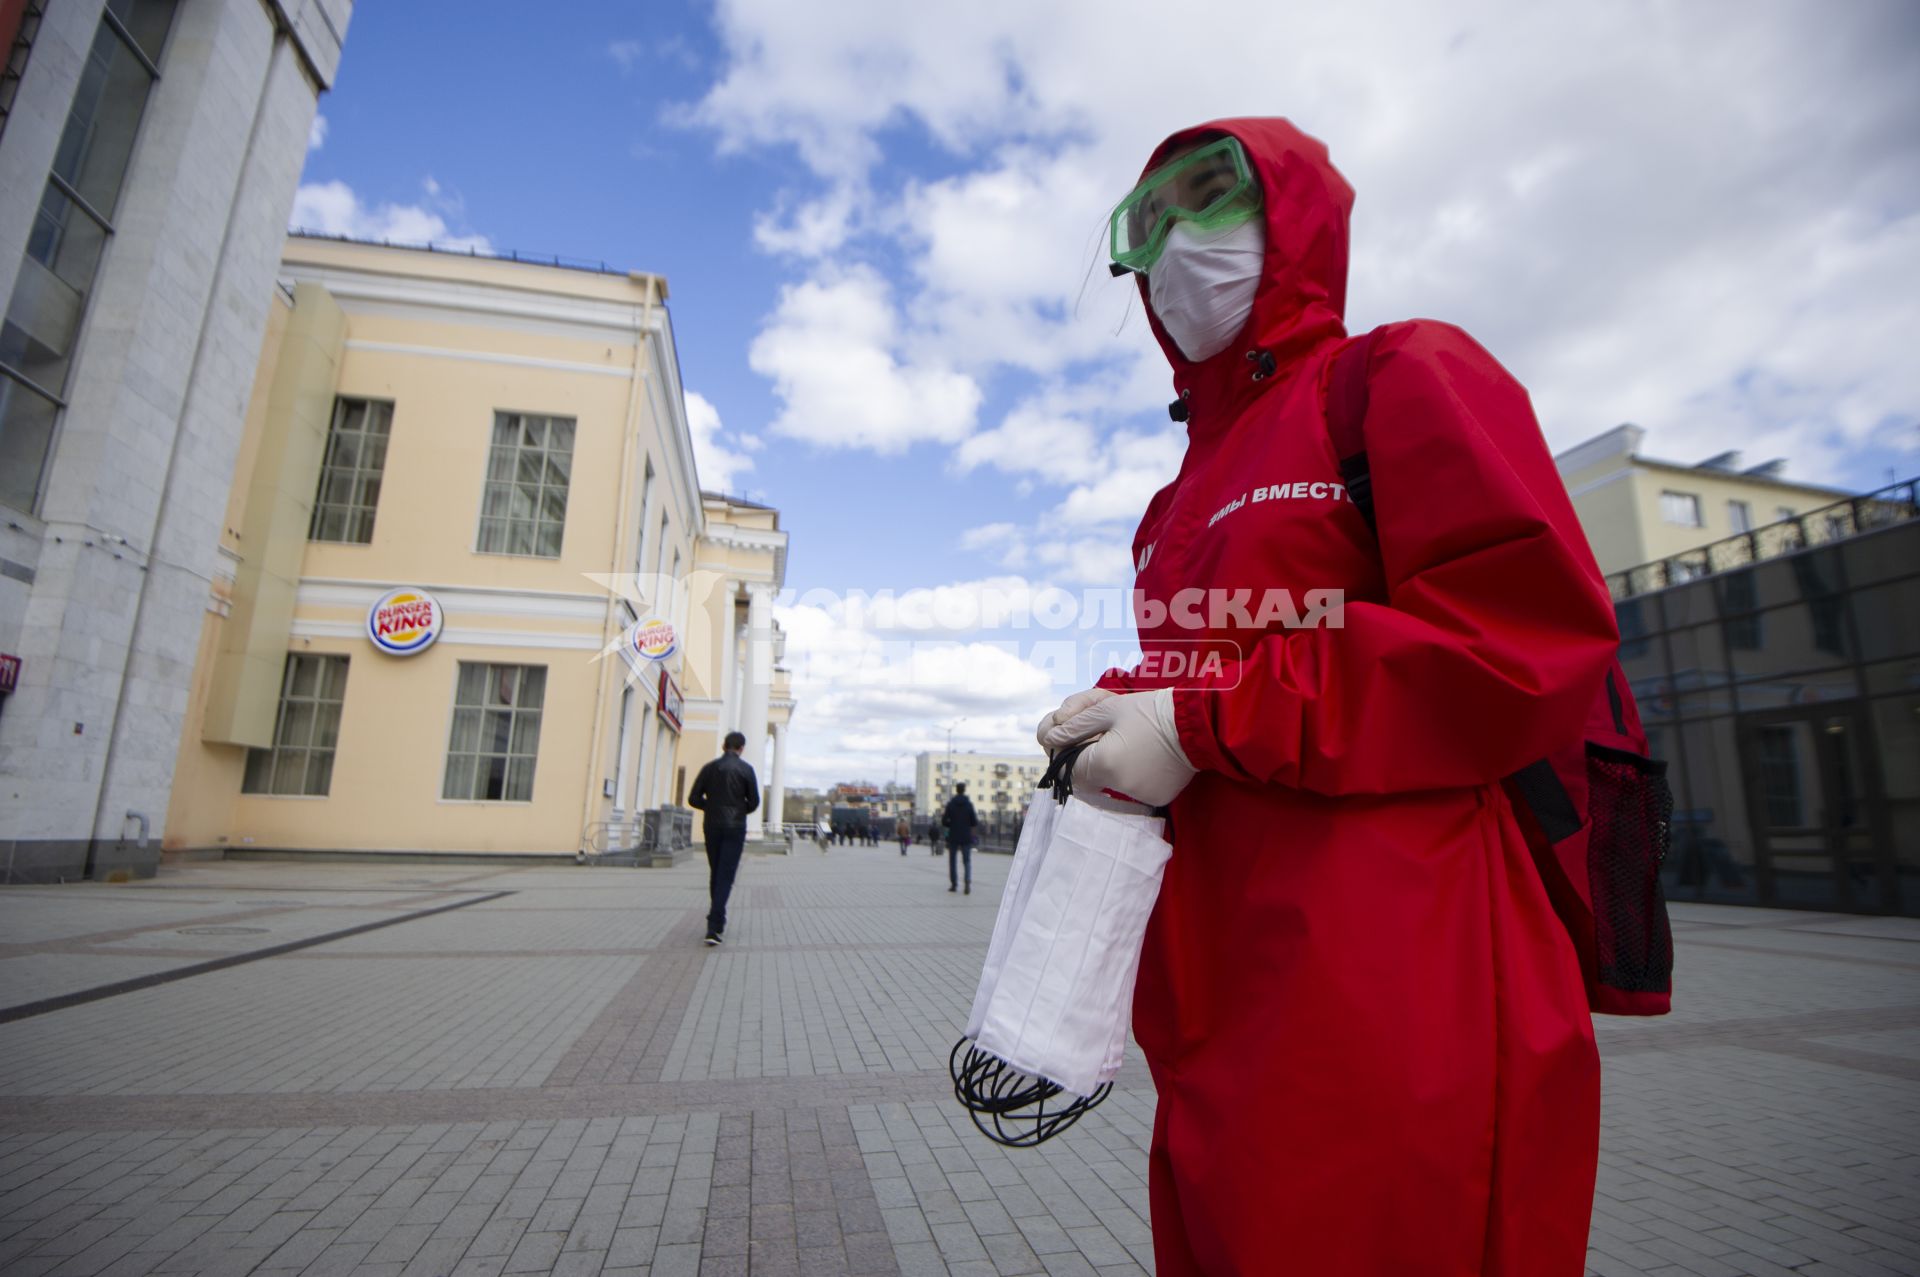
left=367, top=588, right=444, bottom=656
left=630, top=617, right=677, bottom=662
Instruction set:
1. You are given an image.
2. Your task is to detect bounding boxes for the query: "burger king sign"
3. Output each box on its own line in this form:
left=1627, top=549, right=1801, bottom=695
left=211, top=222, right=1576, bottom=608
left=367, top=588, right=444, bottom=656
left=630, top=617, right=677, bottom=662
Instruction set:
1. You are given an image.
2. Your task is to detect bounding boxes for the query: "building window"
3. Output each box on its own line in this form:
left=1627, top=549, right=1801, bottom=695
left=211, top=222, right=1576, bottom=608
left=1756, top=726, right=1801, bottom=828
left=1776, top=506, right=1795, bottom=522
left=0, top=0, right=178, bottom=512
left=1721, top=571, right=1762, bottom=650
left=309, top=397, right=391, bottom=543
left=635, top=459, right=656, bottom=594
left=1660, top=491, right=1702, bottom=527
left=477, top=412, right=573, bottom=557
left=1728, top=500, right=1752, bottom=533
left=242, top=654, right=348, bottom=796
left=443, top=662, right=546, bottom=801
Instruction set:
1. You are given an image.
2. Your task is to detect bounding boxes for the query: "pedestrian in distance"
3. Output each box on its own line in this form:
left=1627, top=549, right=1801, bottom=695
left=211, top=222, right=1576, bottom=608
left=927, top=817, right=942, bottom=857
left=942, top=782, right=978, bottom=895
left=687, top=730, right=759, bottom=947
left=896, top=815, right=912, bottom=854
left=1035, top=118, right=1618, bottom=1276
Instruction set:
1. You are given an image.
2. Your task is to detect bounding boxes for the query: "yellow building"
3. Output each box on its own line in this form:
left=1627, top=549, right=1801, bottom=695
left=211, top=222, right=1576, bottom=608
left=164, top=235, right=792, bottom=860
left=916, top=750, right=1049, bottom=825
left=1557, top=424, right=1851, bottom=578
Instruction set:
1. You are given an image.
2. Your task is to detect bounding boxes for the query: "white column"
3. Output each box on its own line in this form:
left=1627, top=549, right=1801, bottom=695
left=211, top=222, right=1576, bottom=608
left=715, top=579, right=739, bottom=743
left=740, top=583, right=773, bottom=838
left=767, top=722, right=787, bottom=848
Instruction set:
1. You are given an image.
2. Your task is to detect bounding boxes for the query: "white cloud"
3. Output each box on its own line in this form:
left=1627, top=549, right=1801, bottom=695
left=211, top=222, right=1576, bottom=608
left=1044, top=429, right=1185, bottom=530
left=953, top=400, right=1103, bottom=484
left=1032, top=538, right=1134, bottom=586
left=684, top=391, right=758, bottom=494
left=772, top=592, right=1068, bottom=788
left=754, top=185, right=859, bottom=257
left=289, top=179, right=493, bottom=253
left=307, top=114, right=327, bottom=151
left=748, top=266, right=982, bottom=452
left=958, top=522, right=1019, bottom=550
left=689, top=0, right=1920, bottom=488
left=607, top=39, right=645, bottom=71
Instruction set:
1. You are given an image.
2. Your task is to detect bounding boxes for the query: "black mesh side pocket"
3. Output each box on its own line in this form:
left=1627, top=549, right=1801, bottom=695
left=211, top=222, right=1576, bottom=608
left=1585, top=744, right=1674, bottom=994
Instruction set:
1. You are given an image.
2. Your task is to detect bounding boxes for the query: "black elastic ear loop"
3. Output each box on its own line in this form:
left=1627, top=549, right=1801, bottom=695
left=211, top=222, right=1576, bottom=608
left=953, top=1037, right=1112, bottom=1147
left=1038, top=741, right=1093, bottom=805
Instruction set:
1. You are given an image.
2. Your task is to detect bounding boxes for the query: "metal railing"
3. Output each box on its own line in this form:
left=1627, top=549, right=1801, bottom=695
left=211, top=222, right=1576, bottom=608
left=578, top=808, right=695, bottom=863
left=580, top=819, right=647, bottom=862
left=1606, top=477, right=1918, bottom=601
left=288, top=229, right=632, bottom=278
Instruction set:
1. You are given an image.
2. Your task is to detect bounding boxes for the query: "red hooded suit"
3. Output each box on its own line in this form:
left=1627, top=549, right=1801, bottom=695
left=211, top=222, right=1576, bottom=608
left=1098, top=119, right=1616, bottom=1274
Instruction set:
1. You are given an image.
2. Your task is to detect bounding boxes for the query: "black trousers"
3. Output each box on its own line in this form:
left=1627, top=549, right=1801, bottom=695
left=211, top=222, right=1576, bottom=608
left=948, top=838, right=973, bottom=888
left=705, top=825, right=747, bottom=935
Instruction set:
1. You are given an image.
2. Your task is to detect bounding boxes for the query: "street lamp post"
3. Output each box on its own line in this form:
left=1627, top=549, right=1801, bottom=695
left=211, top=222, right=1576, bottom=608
left=941, top=717, right=967, bottom=816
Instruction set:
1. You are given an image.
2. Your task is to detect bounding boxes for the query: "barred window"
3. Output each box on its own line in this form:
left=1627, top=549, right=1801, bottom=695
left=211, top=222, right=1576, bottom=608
left=308, top=398, right=391, bottom=543
left=443, top=663, right=546, bottom=802
left=242, top=654, right=348, bottom=796
left=477, top=412, right=573, bottom=557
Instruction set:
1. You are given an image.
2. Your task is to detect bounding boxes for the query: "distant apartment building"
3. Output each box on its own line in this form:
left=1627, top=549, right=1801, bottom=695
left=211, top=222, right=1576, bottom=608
left=0, top=0, right=352, bottom=881
left=1556, top=424, right=1850, bottom=577
left=161, top=235, right=793, bottom=861
left=916, top=749, right=1048, bottom=823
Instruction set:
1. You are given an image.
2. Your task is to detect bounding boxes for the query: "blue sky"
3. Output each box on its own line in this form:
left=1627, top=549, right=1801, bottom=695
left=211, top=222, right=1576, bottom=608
left=294, top=0, right=1919, bottom=787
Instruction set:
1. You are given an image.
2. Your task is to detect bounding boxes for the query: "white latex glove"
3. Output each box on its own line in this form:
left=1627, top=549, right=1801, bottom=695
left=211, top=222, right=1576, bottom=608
left=1035, top=687, right=1116, bottom=750
left=1055, top=688, right=1196, bottom=809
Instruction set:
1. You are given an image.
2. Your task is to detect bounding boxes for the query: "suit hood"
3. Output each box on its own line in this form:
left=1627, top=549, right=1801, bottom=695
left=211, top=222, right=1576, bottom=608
left=1134, top=118, right=1354, bottom=411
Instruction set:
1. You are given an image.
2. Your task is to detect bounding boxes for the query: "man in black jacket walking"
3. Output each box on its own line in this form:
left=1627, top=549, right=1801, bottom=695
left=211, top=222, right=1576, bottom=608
left=942, top=783, right=979, bottom=895
left=688, top=731, right=759, bottom=945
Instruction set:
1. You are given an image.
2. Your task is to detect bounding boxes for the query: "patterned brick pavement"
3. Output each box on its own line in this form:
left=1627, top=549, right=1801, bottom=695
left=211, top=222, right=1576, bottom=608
left=0, top=848, right=1914, bottom=1275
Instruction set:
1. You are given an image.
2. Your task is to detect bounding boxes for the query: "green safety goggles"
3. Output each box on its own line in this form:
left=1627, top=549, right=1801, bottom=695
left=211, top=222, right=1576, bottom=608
left=1109, top=136, right=1261, bottom=274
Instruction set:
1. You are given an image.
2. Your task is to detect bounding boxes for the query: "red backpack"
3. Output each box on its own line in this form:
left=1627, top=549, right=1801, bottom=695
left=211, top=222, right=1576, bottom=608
left=1327, top=326, right=1675, bottom=1016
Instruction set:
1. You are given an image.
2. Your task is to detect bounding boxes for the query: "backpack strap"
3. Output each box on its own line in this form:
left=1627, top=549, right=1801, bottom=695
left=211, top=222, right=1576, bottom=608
left=1326, top=326, right=1386, bottom=533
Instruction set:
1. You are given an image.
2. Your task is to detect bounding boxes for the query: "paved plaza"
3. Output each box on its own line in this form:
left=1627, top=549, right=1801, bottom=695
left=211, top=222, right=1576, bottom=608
left=0, top=841, right=1915, bottom=1276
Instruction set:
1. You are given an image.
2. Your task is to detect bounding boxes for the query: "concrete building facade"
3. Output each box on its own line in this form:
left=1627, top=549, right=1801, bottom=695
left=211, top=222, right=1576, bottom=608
left=915, top=749, right=1048, bottom=824
left=156, top=235, right=797, bottom=864
left=0, top=0, right=351, bottom=881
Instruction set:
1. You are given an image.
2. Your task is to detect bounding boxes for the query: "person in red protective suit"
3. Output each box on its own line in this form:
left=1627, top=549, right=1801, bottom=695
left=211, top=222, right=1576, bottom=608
left=1037, top=119, right=1619, bottom=1275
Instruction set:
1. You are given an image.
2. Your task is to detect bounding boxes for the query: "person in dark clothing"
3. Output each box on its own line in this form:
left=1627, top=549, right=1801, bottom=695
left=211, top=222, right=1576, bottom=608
left=687, top=731, right=759, bottom=945
left=942, top=783, right=979, bottom=894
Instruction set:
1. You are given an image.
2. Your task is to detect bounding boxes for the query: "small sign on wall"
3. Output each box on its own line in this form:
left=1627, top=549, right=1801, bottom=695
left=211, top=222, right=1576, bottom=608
left=658, top=669, right=683, bottom=731
left=629, top=617, right=677, bottom=661
left=367, top=588, right=444, bottom=656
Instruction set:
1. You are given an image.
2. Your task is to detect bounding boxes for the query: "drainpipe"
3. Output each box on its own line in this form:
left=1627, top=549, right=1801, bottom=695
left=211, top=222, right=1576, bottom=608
left=576, top=275, right=657, bottom=856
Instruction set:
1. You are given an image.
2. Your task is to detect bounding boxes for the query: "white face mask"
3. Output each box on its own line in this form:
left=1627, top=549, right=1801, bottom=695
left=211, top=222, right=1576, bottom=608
left=1147, top=217, right=1265, bottom=362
